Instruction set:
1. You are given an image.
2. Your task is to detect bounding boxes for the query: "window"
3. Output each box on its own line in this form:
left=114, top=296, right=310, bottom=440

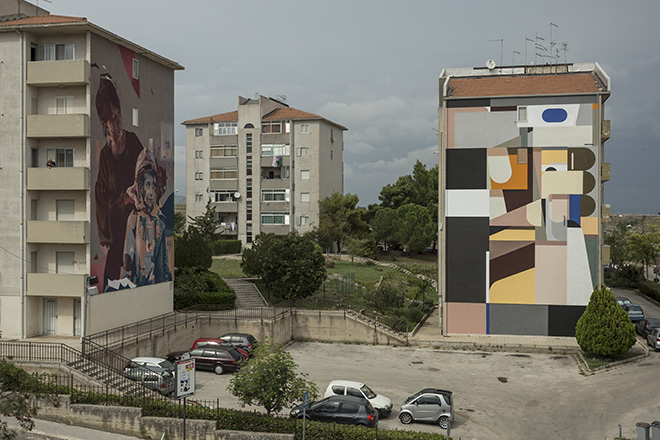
left=43, top=43, right=74, bottom=61
left=195, top=150, right=203, bottom=159
left=300, top=192, right=310, bottom=203
left=261, top=212, right=287, bottom=225
left=56, top=252, right=75, bottom=274
left=213, top=191, right=236, bottom=202
left=210, top=168, right=237, bottom=179
left=195, top=128, right=203, bottom=137
left=261, top=121, right=283, bottom=134
left=282, top=166, right=290, bottom=178
left=261, top=144, right=289, bottom=156
left=56, top=200, right=75, bottom=221
left=246, top=133, right=253, bottom=154
left=300, top=124, right=310, bottom=134
left=262, top=189, right=287, bottom=202
left=132, top=58, right=139, bottom=79
left=195, top=172, right=203, bottom=180
left=55, top=96, right=74, bottom=114
left=195, top=194, right=204, bottom=202
left=210, top=146, right=238, bottom=157
left=132, top=108, right=139, bottom=127
left=297, top=215, right=310, bottom=226
left=300, top=170, right=310, bottom=180
left=246, top=201, right=252, bottom=221
left=340, top=403, right=359, bottom=414
left=246, top=180, right=252, bottom=199
left=213, top=122, right=237, bottom=135
left=296, top=147, right=310, bottom=157
left=246, top=157, right=252, bottom=176
left=518, top=106, right=527, bottom=122
left=330, top=128, right=335, bottom=143
left=47, top=148, right=74, bottom=167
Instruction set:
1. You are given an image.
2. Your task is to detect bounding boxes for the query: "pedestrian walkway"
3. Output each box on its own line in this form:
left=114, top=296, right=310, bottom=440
left=223, top=277, right=267, bottom=307
left=1, top=416, right=144, bottom=440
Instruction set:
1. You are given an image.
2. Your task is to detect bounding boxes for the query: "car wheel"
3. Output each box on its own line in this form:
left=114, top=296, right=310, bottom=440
left=438, top=416, right=449, bottom=429
left=376, top=408, right=383, bottom=419
left=399, top=412, right=413, bottom=424
left=214, top=364, right=224, bottom=375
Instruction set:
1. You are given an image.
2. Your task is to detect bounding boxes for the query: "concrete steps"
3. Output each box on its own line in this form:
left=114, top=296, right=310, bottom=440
left=223, top=278, right=267, bottom=307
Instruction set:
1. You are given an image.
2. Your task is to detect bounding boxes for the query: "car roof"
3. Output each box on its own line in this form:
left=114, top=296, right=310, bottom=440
left=328, top=380, right=365, bottom=388
left=325, top=394, right=369, bottom=404
left=418, top=388, right=453, bottom=396
left=194, top=338, right=226, bottom=343
left=131, top=357, right=168, bottom=363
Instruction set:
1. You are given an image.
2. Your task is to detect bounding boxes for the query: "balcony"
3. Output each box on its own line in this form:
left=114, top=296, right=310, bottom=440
left=210, top=157, right=238, bottom=169
left=27, top=59, right=89, bottom=87
left=27, top=167, right=89, bottom=191
left=27, top=114, right=89, bottom=138
left=260, top=224, right=290, bottom=235
left=27, top=273, right=85, bottom=297
left=27, top=221, right=89, bottom=244
left=261, top=201, right=289, bottom=211
left=260, top=156, right=290, bottom=167
left=212, top=201, right=238, bottom=212
left=261, top=177, right=290, bottom=189
left=210, top=179, right=238, bottom=191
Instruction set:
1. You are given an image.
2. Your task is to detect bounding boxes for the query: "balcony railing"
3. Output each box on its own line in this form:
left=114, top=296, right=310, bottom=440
left=27, top=167, right=89, bottom=191
left=27, top=114, right=89, bottom=138
left=27, top=59, right=89, bottom=87
left=26, top=220, right=89, bottom=244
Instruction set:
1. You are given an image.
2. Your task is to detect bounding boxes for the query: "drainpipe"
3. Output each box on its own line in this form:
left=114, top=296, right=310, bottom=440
left=17, top=29, right=25, bottom=339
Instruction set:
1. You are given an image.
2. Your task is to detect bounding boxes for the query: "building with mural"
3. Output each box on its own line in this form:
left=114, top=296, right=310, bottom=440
left=0, top=1, right=183, bottom=339
left=438, top=62, right=611, bottom=336
left=183, top=96, right=346, bottom=245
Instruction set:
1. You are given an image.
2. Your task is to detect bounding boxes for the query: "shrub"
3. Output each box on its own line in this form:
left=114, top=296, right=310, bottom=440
left=173, top=267, right=236, bottom=309
left=213, top=240, right=242, bottom=255
left=639, top=280, right=660, bottom=302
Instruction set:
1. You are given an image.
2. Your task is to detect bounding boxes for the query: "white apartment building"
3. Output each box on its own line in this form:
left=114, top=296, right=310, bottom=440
left=183, top=96, right=346, bottom=245
left=0, top=2, right=183, bottom=339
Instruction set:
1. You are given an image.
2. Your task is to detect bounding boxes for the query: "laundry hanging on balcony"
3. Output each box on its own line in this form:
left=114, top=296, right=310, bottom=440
left=272, top=155, right=282, bottom=167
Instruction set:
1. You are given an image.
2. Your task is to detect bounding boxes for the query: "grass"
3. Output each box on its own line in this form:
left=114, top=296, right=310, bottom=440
left=210, top=258, right=245, bottom=278
left=582, top=350, right=643, bottom=370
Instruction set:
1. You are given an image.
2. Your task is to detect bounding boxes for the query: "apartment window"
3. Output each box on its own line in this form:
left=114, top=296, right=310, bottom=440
left=210, top=168, right=237, bottom=179
left=210, top=146, right=238, bottom=157
left=132, top=108, right=139, bottom=127
left=195, top=128, right=203, bottom=137
left=55, top=96, right=74, bottom=114
left=56, top=200, right=75, bottom=221
left=246, top=157, right=253, bottom=176
left=56, top=252, right=75, bottom=274
left=246, top=226, right=252, bottom=244
left=300, top=192, right=310, bottom=203
left=195, top=172, right=203, bottom=180
left=261, top=144, right=289, bottom=156
left=282, top=166, right=290, bottom=178
left=296, top=147, right=310, bottom=157
left=518, top=106, right=527, bottom=122
left=195, top=150, right=203, bottom=159
left=246, top=201, right=252, bottom=221
left=246, top=180, right=252, bottom=199
left=30, top=200, right=38, bottom=221
left=132, top=58, right=139, bottom=79
left=298, top=215, right=310, bottom=226
left=330, top=128, right=335, bottom=143
left=43, top=43, right=74, bottom=61
left=246, top=133, right=253, bottom=154
left=195, top=193, right=204, bottom=202
left=213, top=191, right=237, bottom=202
left=47, top=148, right=74, bottom=167
left=261, top=212, right=287, bottom=225
left=300, top=124, right=310, bottom=134
left=262, top=189, right=287, bottom=202
left=213, top=122, right=237, bottom=135
left=262, top=121, right=283, bottom=134
left=300, top=170, right=310, bottom=180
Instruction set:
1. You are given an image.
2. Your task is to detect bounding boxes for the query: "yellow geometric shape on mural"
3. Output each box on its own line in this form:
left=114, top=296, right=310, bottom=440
left=490, top=229, right=536, bottom=241
left=542, top=150, right=567, bottom=165
left=541, top=171, right=583, bottom=198
left=492, top=154, right=528, bottom=190
left=490, top=268, right=535, bottom=304
left=581, top=216, right=599, bottom=236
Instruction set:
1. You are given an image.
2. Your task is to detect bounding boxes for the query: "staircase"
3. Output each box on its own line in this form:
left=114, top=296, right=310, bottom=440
left=224, top=278, right=267, bottom=307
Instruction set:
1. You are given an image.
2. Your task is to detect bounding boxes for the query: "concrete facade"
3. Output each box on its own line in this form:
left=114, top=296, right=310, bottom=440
left=438, top=62, right=611, bottom=336
left=0, top=1, right=182, bottom=339
left=183, top=96, right=346, bottom=246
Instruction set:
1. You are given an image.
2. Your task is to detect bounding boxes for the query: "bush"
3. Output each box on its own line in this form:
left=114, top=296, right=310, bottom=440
left=175, top=229, right=212, bottom=269
left=213, top=240, right=242, bottom=255
left=639, top=280, right=660, bottom=302
left=173, top=267, right=236, bottom=309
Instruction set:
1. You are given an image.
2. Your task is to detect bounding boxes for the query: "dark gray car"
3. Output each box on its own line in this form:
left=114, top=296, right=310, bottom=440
left=290, top=395, right=378, bottom=428
left=398, top=388, right=453, bottom=429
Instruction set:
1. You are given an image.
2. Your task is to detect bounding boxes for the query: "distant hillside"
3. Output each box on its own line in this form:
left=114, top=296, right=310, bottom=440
left=606, top=213, right=660, bottom=234
left=175, top=194, right=186, bottom=205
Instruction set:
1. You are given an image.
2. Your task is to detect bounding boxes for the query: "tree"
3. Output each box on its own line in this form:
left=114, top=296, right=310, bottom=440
left=227, top=339, right=318, bottom=415
left=575, top=285, right=636, bottom=357
left=318, top=193, right=369, bottom=252
left=604, top=226, right=632, bottom=269
left=240, top=233, right=279, bottom=279
left=370, top=207, right=400, bottom=251
left=174, top=212, right=186, bottom=236
left=345, top=237, right=377, bottom=263
left=628, top=227, right=660, bottom=280
left=377, top=160, right=438, bottom=211
left=395, top=203, right=436, bottom=253
left=188, top=199, right=223, bottom=241
left=174, top=227, right=212, bottom=269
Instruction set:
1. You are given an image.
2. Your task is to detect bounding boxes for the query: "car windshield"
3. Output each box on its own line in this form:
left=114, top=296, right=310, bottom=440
left=158, top=360, right=174, bottom=370
left=404, top=390, right=424, bottom=404
left=628, top=306, right=642, bottom=312
left=360, top=384, right=377, bottom=399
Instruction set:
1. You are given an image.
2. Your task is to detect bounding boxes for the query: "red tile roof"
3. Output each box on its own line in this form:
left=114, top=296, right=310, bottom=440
left=0, top=15, right=86, bottom=26
left=263, top=107, right=320, bottom=121
left=184, top=107, right=347, bottom=130
left=182, top=111, right=238, bottom=124
left=447, top=73, right=604, bottom=98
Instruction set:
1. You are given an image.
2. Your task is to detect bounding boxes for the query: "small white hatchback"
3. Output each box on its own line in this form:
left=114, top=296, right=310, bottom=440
left=323, top=380, right=393, bottom=418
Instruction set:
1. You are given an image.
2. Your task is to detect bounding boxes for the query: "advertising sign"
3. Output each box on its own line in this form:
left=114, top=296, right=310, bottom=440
left=175, top=357, right=195, bottom=398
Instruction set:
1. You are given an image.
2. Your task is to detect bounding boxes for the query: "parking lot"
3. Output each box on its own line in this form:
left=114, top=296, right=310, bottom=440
left=184, top=287, right=660, bottom=439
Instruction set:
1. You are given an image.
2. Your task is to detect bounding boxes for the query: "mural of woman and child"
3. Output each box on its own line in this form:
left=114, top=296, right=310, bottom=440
left=94, top=74, right=172, bottom=292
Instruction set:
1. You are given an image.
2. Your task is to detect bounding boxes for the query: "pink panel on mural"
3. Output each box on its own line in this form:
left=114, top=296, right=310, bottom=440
left=534, top=243, right=567, bottom=305
left=446, top=302, right=487, bottom=334
left=490, top=203, right=533, bottom=227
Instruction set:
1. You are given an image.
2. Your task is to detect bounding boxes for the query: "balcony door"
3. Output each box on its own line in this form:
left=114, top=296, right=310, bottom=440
left=73, top=299, right=81, bottom=336
left=43, top=298, right=58, bottom=335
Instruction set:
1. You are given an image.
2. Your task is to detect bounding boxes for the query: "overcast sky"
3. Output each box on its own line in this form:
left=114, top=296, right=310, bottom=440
left=50, top=0, right=660, bottom=214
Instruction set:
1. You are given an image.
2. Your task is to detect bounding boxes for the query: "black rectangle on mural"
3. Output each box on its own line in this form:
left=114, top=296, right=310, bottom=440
left=489, top=304, right=548, bottom=335
left=548, top=305, right=587, bottom=337
left=446, top=98, right=490, bottom=108
left=446, top=217, right=489, bottom=303
left=447, top=148, right=486, bottom=189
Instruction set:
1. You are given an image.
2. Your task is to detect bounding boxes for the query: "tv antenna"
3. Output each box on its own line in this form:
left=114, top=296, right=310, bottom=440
left=488, top=39, right=503, bottom=70
left=512, top=50, right=521, bottom=66
left=534, top=33, right=546, bottom=64
left=549, top=22, right=558, bottom=67
left=525, top=36, right=534, bottom=65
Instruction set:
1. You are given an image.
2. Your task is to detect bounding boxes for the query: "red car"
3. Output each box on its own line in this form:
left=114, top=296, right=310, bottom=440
left=190, top=338, right=249, bottom=361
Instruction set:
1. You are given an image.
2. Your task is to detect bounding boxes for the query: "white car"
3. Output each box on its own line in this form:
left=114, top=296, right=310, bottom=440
left=323, top=380, right=393, bottom=418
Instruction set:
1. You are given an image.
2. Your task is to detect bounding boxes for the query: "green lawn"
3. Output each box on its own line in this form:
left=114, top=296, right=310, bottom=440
left=210, top=258, right=245, bottom=278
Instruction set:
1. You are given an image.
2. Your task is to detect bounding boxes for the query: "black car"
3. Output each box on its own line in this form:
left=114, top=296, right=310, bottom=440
left=166, top=347, right=243, bottom=375
left=635, top=318, right=660, bottom=338
left=290, top=395, right=378, bottom=428
left=219, top=333, right=258, bottom=353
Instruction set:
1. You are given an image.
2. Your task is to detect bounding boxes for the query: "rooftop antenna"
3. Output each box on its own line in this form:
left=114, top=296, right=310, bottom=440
left=535, top=33, right=546, bottom=64
left=277, top=94, right=287, bottom=103
left=525, top=36, right=534, bottom=65
left=561, top=42, right=569, bottom=64
left=488, top=38, right=503, bottom=71
left=550, top=22, right=558, bottom=69
left=512, top=50, right=521, bottom=67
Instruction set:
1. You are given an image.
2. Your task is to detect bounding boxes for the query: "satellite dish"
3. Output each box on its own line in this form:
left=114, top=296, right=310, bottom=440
left=486, top=59, right=496, bottom=70
left=234, top=192, right=241, bottom=199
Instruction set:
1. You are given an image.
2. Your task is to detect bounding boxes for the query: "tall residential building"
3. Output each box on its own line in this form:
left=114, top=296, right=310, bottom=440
left=183, top=96, right=346, bottom=245
left=438, top=62, right=611, bottom=336
left=0, top=1, right=183, bottom=339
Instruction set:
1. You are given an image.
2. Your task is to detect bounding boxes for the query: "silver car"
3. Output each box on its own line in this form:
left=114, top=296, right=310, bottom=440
left=398, top=388, right=454, bottom=429
left=647, top=328, right=660, bottom=352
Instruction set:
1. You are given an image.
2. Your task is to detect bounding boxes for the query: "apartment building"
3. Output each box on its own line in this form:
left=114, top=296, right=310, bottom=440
left=438, top=62, right=611, bottom=336
left=183, top=96, right=346, bottom=245
left=0, top=2, right=183, bottom=339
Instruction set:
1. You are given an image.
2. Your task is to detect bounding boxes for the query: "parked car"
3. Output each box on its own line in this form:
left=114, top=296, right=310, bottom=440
left=218, top=333, right=258, bottom=353
left=190, top=338, right=249, bottom=361
left=123, top=357, right=175, bottom=396
left=398, top=388, right=454, bottom=429
left=623, top=304, right=645, bottom=322
left=290, top=395, right=378, bottom=428
left=635, top=318, right=660, bottom=338
left=647, top=328, right=660, bottom=351
left=166, top=347, right=243, bottom=375
left=616, top=297, right=632, bottom=307
left=323, top=380, right=392, bottom=418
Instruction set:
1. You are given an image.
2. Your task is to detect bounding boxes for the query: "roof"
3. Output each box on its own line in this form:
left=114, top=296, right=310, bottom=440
left=182, top=111, right=238, bottom=125
left=327, top=380, right=366, bottom=388
left=183, top=107, right=347, bottom=130
left=447, top=73, right=605, bottom=99
left=0, top=14, right=86, bottom=26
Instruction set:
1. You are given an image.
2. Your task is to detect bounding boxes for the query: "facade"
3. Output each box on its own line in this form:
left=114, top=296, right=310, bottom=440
left=438, top=63, right=611, bottom=336
left=183, top=96, right=346, bottom=245
left=0, top=2, right=183, bottom=339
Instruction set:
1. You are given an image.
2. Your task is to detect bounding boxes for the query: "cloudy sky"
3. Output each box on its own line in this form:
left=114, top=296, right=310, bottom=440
left=51, top=0, right=660, bottom=213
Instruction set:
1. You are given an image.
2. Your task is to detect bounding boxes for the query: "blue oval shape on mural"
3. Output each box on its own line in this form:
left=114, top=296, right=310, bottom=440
left=542, top=108, right=568, bottom=123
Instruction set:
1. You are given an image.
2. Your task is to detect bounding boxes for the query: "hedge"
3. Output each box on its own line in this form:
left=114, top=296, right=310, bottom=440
left=213, top=240, right=242, bottom=255
left=638, top=280, right=660, bottom=302
left=173, top=267, right=236, bottom=309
